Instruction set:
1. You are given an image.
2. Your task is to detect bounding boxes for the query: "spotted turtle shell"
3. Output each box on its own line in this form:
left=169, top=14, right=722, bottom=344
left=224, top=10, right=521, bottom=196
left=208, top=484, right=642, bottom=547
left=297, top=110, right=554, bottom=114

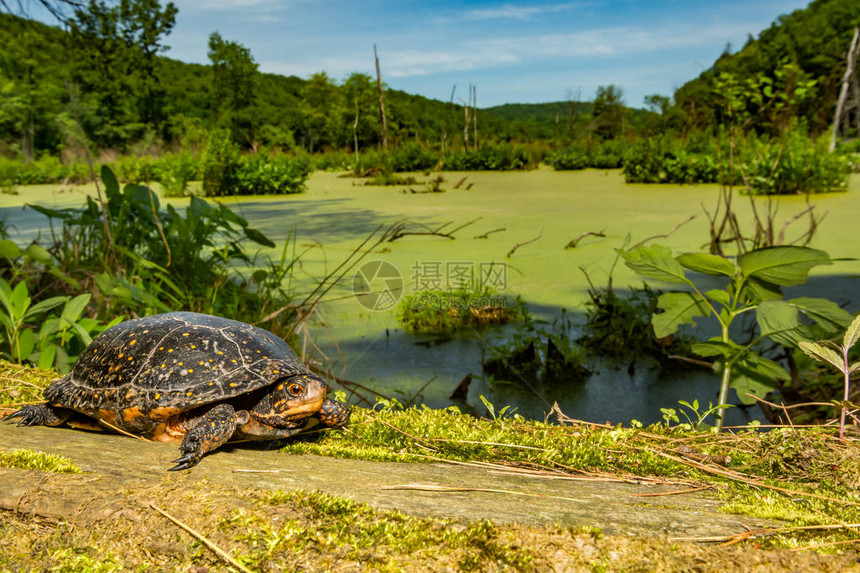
left=45, top=312, right=313, bottom=432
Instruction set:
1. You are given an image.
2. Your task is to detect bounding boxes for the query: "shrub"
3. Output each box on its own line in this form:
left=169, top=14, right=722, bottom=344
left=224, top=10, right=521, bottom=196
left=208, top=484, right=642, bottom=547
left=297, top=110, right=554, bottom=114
left=443, top=143, right=540, bottom=171
left=233, top=154, right=311, bottom=195
left=159, top=152, right=200, bottom=197
left=547, top=147, right=588, bottom=170
left=202, top=129, right=241, bottom=196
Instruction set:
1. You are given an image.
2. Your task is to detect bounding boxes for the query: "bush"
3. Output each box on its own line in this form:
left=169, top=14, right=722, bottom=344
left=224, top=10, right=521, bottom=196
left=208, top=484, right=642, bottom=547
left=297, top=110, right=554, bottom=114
left=233, top=154, right=311, bottom=195
left=443, top=143, right=540, bottom=171
left=202, top=129, right=241, bottom=196
left=744, top=133, right=848, bottom=195
left=547, top=147, right=588, bottom=170
left=159, top=152, right=200, bottom=197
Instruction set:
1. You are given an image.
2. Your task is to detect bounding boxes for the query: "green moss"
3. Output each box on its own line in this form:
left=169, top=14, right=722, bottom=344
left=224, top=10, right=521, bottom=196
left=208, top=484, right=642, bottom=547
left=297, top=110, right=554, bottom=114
left=224, top=490, right=535, bottom=571
left=0, top=448, right=82, bottom=474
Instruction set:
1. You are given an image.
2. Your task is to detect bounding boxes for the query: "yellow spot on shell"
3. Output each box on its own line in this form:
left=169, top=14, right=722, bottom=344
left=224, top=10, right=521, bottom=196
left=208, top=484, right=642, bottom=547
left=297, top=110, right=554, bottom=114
left=129, top=340, right=136, bottom=345
left=118, top=353, right=124, bottom=358
left=188, top=368, right=193, bottom=373
left=161, top=364, right=166, bottom=368
left=273, top=370, right=279, bottom=374
left=167, top=349, right=174, bottom=353
left=127, top=356, right=133, bottom=361
left=199, top=361, right=205, bottom=365
left=186, top=391, right=192, bottom=396
left=217, top=351, right=223, bottom=355
left=178, top=362, right=183, bottom=366
left=154, top=393, right=161, bottom=400
left=190, top=344, right=196, bottom=349
left=182, top=333, right=190, bottom=337
left=159, top=346, right=164, bottom=350
left=229, top=383, right=236, bottom=387
left=231, top=359, right=237, bottom=363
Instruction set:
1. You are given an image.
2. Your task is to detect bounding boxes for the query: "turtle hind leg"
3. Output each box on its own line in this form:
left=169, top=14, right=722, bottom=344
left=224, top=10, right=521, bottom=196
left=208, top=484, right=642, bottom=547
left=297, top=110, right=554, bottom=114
left=5, top=404, right=71, bottom=427
left=168, top=404, right=245, bottom=471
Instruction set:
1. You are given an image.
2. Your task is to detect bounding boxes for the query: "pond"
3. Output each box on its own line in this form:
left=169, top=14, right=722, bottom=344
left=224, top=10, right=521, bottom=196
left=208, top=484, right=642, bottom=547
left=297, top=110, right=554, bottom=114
left=3, top=168, right=859, bottom=426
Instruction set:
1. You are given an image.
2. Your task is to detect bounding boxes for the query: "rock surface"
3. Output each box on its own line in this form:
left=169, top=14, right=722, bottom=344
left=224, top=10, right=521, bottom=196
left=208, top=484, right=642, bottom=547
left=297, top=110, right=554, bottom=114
left=0, top=423, right=775, bottom=537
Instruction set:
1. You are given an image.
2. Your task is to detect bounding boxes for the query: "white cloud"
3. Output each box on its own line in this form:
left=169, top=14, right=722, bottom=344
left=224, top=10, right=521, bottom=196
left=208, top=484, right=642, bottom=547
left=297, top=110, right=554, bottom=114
left=260, top=21, right=755, bottom=81
left=464, top=2, right=585, bottom=21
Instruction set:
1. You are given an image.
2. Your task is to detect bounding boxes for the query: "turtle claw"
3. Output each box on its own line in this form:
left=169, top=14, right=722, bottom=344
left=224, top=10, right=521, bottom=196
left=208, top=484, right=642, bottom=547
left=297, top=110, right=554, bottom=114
left=167, top=454, right=198, bottom=472
left=5, top=405, right=50, bottom=427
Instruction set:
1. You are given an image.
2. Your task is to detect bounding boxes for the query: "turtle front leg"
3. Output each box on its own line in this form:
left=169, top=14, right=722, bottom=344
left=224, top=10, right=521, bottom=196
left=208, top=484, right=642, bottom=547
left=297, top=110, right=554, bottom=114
left=168, top=404, right=245, bottom=471
left=6, top=404, right=71, bottom=427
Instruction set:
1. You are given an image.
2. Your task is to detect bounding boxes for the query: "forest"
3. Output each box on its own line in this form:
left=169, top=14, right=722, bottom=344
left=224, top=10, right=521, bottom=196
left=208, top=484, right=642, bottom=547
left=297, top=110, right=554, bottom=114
left=0, top=0, right=856, bottom=177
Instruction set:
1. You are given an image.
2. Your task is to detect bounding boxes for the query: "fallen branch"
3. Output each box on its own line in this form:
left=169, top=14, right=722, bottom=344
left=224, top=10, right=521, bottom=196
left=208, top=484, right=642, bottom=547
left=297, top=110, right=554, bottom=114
left=647, top=448, right=860, bottom=506
left=671, top=522, right=860, bottom=544
left=507, top=229, right=543, bottom=258
left=149, top=503, right=255, bottom=573
left=564, top=227, right=606, bottom=249
left=381, top=483, right=585, bottom=503
left=474, top=228, right=505, bottom=239
left=388, top=218, right=481, bottom=242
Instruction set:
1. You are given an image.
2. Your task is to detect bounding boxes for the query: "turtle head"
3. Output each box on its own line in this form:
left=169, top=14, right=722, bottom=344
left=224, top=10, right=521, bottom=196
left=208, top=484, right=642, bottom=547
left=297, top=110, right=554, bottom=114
left=250, top=374, right=327, bottom=426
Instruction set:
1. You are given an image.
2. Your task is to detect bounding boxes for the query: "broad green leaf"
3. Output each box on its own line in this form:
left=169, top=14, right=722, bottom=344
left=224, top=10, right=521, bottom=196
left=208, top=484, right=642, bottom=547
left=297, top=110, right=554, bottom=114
left=9, top=281, right=30, bottom=318
left=736, top=353, right=791, bottom=381
left=744, top=276, right=782, bottom=302
left=101, top=165, right=119, bottom=198
left=25, top=296, right=68, bottom=320
left=676, top=253, right=736, bottom=277
left=705, top=289, right=731, bottom=308
left=757, top=300, right=807, bottom=347
left=788, top=297, right=852, bottom=334
left=37, top=344, right=57, bottom=370
left=0, top=240, right=22, bottom=259
left=189, top=196, right=213, bottom=218
left=61, top=294, right=91, bottom=323
left=16, top=328, right=35, bottom=363
left=849, top=362, right=860, bottom=375
left=70, top=322, right=94, bottom=346
left=844, top=314, right=860, bottom=351
left=619, top=245, right=687, bottom=284
left=24, top=244, right=52, bottom=264
left=731, top=373, right=777, bottom=405
left=739, top=246, right=831, bottom=286
left=692, top=339, right=739, bottom=358
left=244, top=226, right=276, bottom=248
left=798, top=341, right=844, bottom=371
left=652, top=292, right=711, bottom=338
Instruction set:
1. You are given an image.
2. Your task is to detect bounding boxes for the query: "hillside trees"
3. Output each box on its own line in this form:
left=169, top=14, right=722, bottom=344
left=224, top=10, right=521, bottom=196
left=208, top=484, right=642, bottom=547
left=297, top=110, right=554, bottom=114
left=68, top=0, right=177, bottom=149
left=208, top=32, right=258, bottom=146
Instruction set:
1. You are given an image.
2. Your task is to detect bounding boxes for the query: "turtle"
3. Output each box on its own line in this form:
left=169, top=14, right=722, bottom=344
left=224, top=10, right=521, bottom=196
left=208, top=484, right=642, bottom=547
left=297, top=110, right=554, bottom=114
left=7, top=312, right=349, bottom=470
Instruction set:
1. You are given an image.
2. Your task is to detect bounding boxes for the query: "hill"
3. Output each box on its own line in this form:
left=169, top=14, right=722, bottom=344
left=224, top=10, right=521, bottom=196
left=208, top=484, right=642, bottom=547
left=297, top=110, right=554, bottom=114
left=674, top=0, right=860, bottom=134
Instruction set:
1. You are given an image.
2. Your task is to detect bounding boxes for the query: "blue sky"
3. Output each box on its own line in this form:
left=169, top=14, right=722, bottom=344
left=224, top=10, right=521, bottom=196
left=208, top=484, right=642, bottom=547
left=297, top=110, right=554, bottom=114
left=74, top=0, right=817, bottom=108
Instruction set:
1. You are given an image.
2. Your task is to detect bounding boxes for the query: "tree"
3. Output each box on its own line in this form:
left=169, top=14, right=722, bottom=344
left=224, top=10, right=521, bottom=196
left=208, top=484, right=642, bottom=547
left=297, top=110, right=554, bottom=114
left=300, top=71, right=337, bottom=152
left=208, top=32, right=258, bottom=146
left=340, top=72, right=377, bottom=160
left=591, top=84, right=626, bottom=139
left=67, top=0, right=177, bottom=148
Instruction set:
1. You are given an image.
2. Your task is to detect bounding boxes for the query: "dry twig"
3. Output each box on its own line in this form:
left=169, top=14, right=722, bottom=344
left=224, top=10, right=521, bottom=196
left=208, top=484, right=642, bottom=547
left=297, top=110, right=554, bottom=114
left=149, top=504, right=255, bottom=573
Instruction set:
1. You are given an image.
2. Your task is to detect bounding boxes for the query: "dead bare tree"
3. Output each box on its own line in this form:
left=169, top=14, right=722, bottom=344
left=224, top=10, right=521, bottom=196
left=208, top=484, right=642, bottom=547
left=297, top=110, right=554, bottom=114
left=830, top=27, right=860, bottom=152
left=374, top=44, right=388, bottom=150
left=472, top=84, right=478, bottom=151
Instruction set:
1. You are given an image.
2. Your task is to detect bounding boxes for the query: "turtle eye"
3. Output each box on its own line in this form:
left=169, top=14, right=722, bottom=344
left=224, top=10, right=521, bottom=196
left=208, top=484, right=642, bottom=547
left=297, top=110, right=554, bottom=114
left=287, top=382, right=304, bottom=397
